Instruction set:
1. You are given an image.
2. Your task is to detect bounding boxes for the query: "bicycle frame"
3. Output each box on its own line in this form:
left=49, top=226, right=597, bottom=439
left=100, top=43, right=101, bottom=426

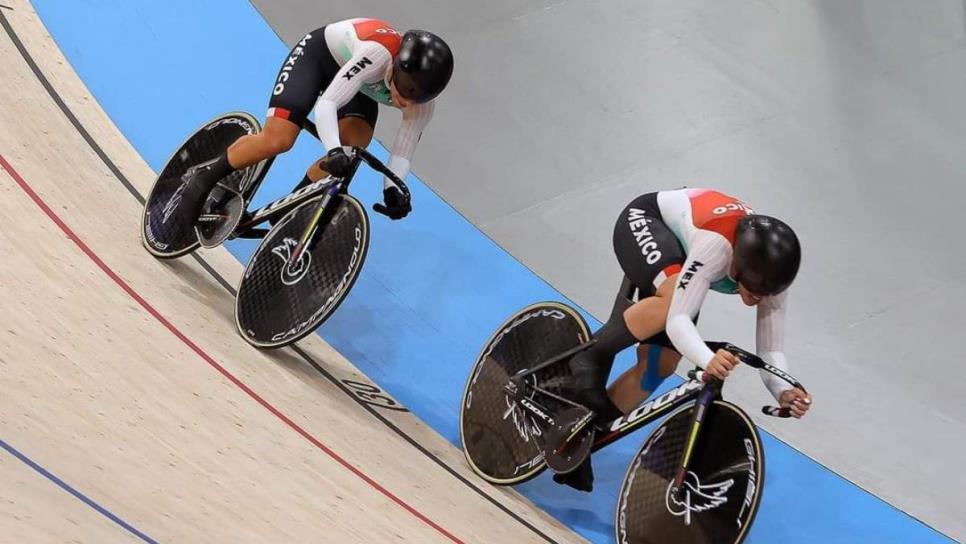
left=593, top=375, right=715, bottom=451
left=506, top=283, right=806, bottom=489
left=505, top=276, right=706, bottom=448
left=232, top=171, right=346, bottom=238
left=507, top=354, right=714, bottom=451
left=221, top=119, right=409, bottom=267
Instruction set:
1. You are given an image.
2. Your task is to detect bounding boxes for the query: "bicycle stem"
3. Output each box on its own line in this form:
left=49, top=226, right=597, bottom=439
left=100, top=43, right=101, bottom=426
left=700, top=342, right=808, bottom=419
left=293, top=121, right=410, bottom=195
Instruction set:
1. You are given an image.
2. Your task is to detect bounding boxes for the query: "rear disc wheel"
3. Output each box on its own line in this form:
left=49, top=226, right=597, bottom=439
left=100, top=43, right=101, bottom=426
left=459, top=302, right=591, bottom=485
left=141, top=112, right=264, bottom=258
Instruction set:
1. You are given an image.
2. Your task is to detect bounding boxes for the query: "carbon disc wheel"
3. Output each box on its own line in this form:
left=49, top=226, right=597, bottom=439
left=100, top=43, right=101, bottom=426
left=615, top=400, right=765, bottom=544
left=235, top=194, right=369, bottom=348
left=141, top=112, right=266, bottom=258
left=459, top=302, right=592, bottom=485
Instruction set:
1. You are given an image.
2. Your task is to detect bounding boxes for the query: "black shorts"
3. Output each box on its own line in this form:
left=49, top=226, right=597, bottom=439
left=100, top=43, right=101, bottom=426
left=613, top=192, right=687, bottom=295
left=267, top=27, right=379, bottom=128
left=612, top=192, right=692, bottom=349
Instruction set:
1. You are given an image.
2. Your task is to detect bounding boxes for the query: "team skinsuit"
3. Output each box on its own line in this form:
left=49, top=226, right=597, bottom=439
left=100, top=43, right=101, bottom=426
left=558, top=188, right=800, bottom=491
left=185, top=18, right=453, bottom=221
left=267, top=18, right=435, bottom=196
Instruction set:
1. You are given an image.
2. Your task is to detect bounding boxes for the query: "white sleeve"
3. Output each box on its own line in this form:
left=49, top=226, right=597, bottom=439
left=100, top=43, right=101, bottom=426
left=757, top=290, right=792, bottom=401
left=311, top=42, right=392, bottom=151
left=665, top=233, right=733, bottom=369
left=384, top=101, right=435, bottom=189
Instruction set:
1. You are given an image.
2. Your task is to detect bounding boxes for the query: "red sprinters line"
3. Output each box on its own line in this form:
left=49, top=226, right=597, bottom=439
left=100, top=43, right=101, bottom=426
left=0, top=154, right=465, bottom=544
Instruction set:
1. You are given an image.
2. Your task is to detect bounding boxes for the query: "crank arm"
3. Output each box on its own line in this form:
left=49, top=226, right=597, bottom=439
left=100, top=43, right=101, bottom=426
left=531, top=385, right=583, bottom=410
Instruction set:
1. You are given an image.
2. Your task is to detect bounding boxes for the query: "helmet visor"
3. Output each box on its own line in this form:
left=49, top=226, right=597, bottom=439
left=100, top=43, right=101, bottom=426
left=736, top=269, right=790, bottom=297
left=392, top=71, right=433, bottom=104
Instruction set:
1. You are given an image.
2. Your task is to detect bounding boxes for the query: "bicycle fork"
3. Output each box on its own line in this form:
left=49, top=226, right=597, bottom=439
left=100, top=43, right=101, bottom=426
left=669, top=384, right=715, bottom=498
left=287, top=182, right=340, bottom=268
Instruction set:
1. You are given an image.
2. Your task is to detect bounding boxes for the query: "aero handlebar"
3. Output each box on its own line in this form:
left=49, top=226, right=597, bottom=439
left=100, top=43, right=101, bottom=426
left=691, top=342, right=808, bottom=419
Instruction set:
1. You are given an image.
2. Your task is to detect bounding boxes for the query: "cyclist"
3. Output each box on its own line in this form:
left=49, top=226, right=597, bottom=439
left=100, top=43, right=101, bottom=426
left=557, top=187, right=812, bottom=492
left=182, top=18, right=454, bottom=220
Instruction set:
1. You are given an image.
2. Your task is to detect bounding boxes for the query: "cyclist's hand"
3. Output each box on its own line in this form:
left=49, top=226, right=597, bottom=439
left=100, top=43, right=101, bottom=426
left=373, top=186, right=411, bottom=220
left=779, top=388, right=811, bottom=419
left=319, top=147, right=353, bottom=178
left=706, top=349, right=740, bottom=380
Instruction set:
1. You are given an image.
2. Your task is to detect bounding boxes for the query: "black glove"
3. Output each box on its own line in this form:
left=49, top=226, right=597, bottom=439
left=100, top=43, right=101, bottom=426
left=373, top=186, right=412, bottom=220
left=318, top=147, right=353, bottom=179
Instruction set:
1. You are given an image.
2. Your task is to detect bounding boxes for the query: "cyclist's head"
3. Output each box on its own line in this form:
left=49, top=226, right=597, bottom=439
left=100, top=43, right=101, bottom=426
left=733, top=215, right=801, bottom=296
left=391, top=30, right=454, bottom=104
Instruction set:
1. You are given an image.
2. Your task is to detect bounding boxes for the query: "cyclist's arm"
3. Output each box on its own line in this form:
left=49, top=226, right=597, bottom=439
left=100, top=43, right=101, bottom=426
left=311, top=42, right=392, bottom=151
left=383, top=101, right=434, bottom=189
left=756, top=290, right=792, bottom=401
left=666, top=234, right=732, bottom=369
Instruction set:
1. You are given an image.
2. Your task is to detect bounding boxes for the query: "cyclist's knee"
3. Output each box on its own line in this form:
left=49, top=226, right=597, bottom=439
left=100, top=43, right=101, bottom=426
left=260, top=133, right=295, bottom=156
left=338, top=117, right=374, bottom=147
left=257, top=118, right=299, bottom=156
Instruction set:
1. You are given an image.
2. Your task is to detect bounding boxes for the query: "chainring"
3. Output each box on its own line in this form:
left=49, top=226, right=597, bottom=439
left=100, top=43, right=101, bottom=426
left=543, top=406, right=595, bottom=474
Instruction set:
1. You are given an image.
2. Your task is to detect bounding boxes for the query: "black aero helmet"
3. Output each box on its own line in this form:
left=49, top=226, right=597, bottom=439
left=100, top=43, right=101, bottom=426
left=392, top=30, right=453, bottom=104
left=733, top=215, right=801, bottom=296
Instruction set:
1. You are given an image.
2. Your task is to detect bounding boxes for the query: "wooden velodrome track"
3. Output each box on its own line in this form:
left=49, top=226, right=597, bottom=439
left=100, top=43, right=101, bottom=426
left=0, top=2, right=582, bottom=542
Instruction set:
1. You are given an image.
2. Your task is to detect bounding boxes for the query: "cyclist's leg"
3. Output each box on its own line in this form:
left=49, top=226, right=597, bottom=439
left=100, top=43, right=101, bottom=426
left=295, top=98, right=378, bottom=191
left=569, top=192, right=686, bottom=423
left=555, top=286, right=647, bottom=492
left=226, top=117, right=300, bottom=169
left=608, top=341, right=682, bottom=412
left=606, top=276, right=684, bottom=411
left=568, top=306, right=639, bottom=423
left=193, top=27, right=330, bottom=202
left=554, top=193, right=684, bottom=493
